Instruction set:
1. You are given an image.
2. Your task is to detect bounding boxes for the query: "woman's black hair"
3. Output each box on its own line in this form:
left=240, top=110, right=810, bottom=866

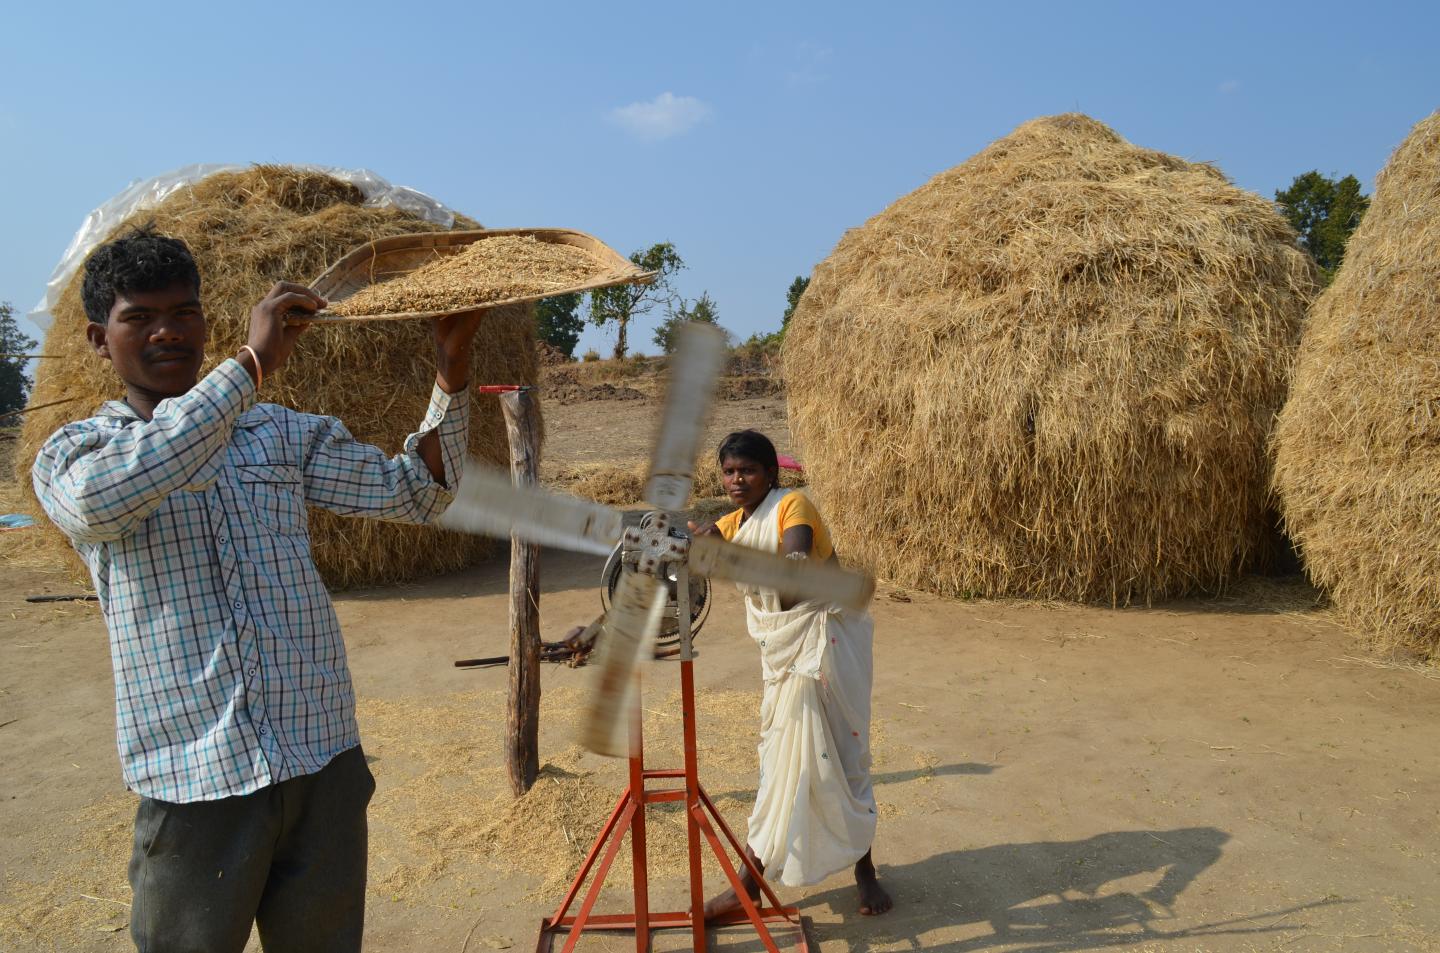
left=717, top=430, right=779, bottom=474
left=81, top=224, right=202, bottom=324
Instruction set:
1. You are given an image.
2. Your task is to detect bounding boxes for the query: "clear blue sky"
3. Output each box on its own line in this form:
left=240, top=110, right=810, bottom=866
left=3, top=1, right=1437, bottom=357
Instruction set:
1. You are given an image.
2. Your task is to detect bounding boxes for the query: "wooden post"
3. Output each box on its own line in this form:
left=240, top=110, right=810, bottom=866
left=500, top=388, right=542, bottom=795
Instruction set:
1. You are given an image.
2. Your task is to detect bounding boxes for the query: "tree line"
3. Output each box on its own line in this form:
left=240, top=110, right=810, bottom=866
left=1, top=302, right=37, bottom=416
left=535, top=242, right=720, bottom=360
left=534, top=240, right=812, bottom=362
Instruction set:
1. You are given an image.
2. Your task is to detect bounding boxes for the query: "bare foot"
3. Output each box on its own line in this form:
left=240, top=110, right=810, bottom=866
left=855, top=851, right=892, bottom=916
left=703, top=851, right=764, bottom=921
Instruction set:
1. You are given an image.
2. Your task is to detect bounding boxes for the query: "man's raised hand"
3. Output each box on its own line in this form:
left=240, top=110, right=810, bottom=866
left=243, top=282, right=325, bottom=380
left=431, top=310, right=487, bottom=394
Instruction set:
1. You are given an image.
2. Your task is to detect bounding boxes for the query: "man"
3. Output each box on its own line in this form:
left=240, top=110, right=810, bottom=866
left=32, top=225, right=485, bottom=952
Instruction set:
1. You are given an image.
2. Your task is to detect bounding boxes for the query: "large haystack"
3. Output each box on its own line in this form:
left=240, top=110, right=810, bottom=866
left=784, top=114, right=1318, bottom=603
left=18, top=165, right=538, bottom=589
left=1273, top=111, right=1440, bottom=657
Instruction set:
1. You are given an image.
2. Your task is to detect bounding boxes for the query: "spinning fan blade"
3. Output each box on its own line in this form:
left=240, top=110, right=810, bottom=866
left=645, top=322, right=727, bottom=511
left=688, top=535, right=876, bottom=611
left=438, top=461, right=625, bottom=556
left=580, top=570, right=668, bottom=757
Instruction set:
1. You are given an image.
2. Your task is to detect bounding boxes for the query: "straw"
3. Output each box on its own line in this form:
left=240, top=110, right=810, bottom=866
left=785, top=113, right=1319, bottom=604
left=1273, top=110, right=1440, bottom=657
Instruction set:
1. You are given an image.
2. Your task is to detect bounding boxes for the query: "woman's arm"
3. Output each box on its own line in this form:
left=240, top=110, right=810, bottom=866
left=781, top=524, right=814, bottom=556
left=778, top=524, right=815, bottom=610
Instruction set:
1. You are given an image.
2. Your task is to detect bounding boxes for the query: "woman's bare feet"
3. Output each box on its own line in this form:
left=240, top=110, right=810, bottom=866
left=855, top=850, right=892, bottom=915
left=703, top=850, right=765, bottom=921
left=706, top=848, right=892, bottom=919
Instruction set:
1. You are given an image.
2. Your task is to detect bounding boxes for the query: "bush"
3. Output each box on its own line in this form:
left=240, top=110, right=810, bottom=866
left=581, top=349, right=601, bottom=363
left=729, top=332, right=783, bottom=375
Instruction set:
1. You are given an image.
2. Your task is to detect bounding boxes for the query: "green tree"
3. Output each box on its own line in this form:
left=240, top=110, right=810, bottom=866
left=1275, top=171, right=1370, bottom=281
left=781, top=275, right=810, bottom=330
left=0, top=302, right=38, bottom=416
left=588, top=243, right=683, bottom=359
left=534, top=293, right=584, bottom=358
left=739, top=275, right=811, bottom=355
left=653, top=292, right=724, bottom=354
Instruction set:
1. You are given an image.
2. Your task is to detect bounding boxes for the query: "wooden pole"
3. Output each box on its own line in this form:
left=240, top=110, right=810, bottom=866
left=500, top=388, right=542, bottom=795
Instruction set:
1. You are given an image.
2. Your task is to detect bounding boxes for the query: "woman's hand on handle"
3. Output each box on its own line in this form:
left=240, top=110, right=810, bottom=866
left=687, top=519, right=720, bottom=538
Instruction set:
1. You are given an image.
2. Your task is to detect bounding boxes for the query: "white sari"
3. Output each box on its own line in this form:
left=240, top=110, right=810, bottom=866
left=731, top=488, right=878, bottom=887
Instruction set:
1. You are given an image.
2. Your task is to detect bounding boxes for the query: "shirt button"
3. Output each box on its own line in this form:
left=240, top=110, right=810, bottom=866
left=219, top=536, right=227, bottom=543
left=248, top=668, right=257, bottom=678
left=233, top=601, right=243, bottom=610
left=259, top=726, right=267, bottom=735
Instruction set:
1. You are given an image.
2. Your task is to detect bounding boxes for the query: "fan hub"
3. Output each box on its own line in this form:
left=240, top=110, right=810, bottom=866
left=623, top=512, right=692, bottom=576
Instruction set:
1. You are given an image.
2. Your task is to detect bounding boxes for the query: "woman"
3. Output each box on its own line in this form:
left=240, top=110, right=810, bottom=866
left=690, top=430, right=892, bottom=918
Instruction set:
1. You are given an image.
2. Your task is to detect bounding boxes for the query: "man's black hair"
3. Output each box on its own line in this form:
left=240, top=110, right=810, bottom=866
left=81, top=224, right=201, bottom=324
left=717, top=430, right=779, bottom=472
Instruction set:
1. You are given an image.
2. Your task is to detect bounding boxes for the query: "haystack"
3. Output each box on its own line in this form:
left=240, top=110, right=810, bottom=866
left=784, top=114, right=1318, bottom=603
left=17, top=165, right=539, bottom=589
left=1273, top=111, right=1440, bottom=656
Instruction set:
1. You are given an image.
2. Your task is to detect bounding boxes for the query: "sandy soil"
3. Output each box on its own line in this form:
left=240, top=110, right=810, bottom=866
left=2, top=391, right=1438, bottom=953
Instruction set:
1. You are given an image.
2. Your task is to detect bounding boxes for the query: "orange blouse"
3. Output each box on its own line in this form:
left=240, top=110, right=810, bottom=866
left=715, top=491, right=834, bottom=560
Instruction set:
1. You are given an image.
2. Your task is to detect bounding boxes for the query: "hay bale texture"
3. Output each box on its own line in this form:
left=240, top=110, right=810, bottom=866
left=784, top=114, right=1318, bottom=603
left=1273, top=111, right=1440, bottom=656
left=17, top=165, right=539, bottom=589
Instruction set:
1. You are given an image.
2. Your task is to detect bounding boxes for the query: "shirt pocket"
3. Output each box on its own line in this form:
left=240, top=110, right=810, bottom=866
left=235, top=463, right=308, bottom=536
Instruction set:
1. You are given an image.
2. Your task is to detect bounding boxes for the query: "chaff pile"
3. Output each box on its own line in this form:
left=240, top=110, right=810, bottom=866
left=785, top=114, right=1319, bottom=603
left=1273, top=110, right=1440, bottom=657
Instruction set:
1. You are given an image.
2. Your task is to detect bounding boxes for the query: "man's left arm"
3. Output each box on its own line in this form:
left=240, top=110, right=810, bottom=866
left=412, top=309, right=484, bottom=487
left=301, top=310, right=485, bottom=523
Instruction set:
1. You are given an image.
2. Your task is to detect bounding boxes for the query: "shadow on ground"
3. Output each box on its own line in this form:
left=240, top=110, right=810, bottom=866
left=704, top=763, right=996, bottom=807
left=871, top=762, right=996, bottom=786
left=712, top=827, right=1345, bottom=951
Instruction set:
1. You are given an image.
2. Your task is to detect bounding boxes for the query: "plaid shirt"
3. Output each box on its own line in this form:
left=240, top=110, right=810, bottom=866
left=32, top=358, right=469, bottom=803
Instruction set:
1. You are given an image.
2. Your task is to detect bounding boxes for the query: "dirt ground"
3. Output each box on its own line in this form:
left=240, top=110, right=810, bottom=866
left=544, top=396, right=791, bottom=466
left=2, top=385, right=1439, bottom=953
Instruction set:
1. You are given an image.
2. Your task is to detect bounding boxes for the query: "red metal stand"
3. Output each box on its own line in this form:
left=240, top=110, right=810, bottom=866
left=536, top=568, right=808, bottom=952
